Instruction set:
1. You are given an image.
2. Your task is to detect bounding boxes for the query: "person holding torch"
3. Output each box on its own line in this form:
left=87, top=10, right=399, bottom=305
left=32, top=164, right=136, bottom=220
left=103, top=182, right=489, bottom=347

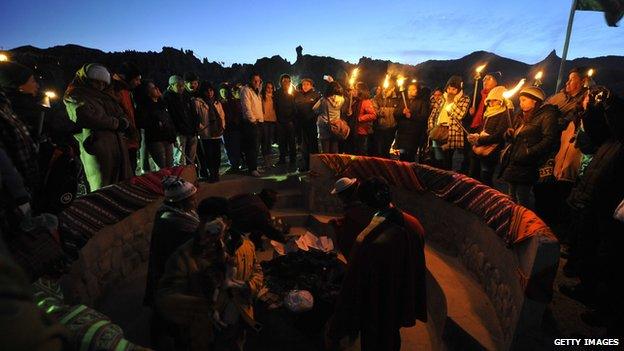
left=499, top=85, right=559, bottom=208
left=393, top=80, right=430, bottom=162
left=427, top=75, right=471, bottom=170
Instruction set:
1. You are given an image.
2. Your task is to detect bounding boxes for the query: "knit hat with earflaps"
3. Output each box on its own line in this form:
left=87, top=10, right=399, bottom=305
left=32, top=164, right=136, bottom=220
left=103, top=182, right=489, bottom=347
left=519, top=86, right=545, bottom=103
left=162, top=176, right=197, bottom=202
left=0, top=61, right=34, bottom=90
left=485, top=86, right=506, bottom=103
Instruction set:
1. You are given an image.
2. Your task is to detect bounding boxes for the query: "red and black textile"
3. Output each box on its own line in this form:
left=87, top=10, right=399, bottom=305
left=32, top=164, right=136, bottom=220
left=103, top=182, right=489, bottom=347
left=59, top=166, right=186, bottom=259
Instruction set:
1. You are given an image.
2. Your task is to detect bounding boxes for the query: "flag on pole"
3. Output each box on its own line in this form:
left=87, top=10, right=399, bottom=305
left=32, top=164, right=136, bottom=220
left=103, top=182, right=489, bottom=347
left=576, top=0, right=624, bottom=26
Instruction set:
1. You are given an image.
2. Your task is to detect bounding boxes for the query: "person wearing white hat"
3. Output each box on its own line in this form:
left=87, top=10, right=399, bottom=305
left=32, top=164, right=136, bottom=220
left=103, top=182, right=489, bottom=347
left=329, top=177, right=375, bottom=258
left=64, top=63, right=132, bottom=190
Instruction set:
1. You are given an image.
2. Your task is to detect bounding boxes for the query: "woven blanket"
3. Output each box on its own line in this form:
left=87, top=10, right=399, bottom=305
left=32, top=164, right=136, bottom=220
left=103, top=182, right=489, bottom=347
left=59, top=166, right=187, bottom=259
left=317, top=154, right=555, bottom=246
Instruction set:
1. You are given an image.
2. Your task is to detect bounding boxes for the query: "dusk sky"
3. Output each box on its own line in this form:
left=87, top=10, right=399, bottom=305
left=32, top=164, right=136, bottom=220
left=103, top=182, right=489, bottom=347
left=1, top=0, right=623, bottom=66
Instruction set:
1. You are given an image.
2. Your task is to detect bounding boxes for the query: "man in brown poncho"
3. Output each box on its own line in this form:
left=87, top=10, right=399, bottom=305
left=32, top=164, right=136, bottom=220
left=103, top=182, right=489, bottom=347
left=326, top=176, right=427, bottom=351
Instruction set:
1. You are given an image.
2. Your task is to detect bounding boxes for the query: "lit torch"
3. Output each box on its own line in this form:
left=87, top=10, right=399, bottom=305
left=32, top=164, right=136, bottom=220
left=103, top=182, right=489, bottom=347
left=533, top=71, right=543, bottom=87
left=349, top=67, right=359, bottom=89
left=584, top=68, right=595, bottom=88
left=0, top=53, right=9, bottom=62
left=38, top=90, right=58, bottom=138
left=382, top=74, right=390, bottom=90
left=502, top=78, right=526, bottom=128
left=397, top=76, right=408, bottom=109
left=288, top=84, right=294, bottom=95
left=347, top=67, right=359, bottom=115
left=472, top=63, right=487, bottom=109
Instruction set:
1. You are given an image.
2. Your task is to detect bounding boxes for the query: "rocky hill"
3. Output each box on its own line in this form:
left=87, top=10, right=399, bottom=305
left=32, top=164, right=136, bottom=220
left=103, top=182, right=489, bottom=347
left=7, top=44, right=624, bottom=96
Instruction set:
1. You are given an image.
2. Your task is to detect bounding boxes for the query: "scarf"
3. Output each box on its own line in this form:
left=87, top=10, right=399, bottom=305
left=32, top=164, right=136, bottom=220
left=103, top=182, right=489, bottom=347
left=471, top=88, right=491, bottom=129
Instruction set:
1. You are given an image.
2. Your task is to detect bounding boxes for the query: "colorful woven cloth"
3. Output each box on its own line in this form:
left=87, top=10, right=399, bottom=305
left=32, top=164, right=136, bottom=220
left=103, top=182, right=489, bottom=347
left=317, top=154, right=556, bottom=246
left=59, top=166, right=188, bottom=259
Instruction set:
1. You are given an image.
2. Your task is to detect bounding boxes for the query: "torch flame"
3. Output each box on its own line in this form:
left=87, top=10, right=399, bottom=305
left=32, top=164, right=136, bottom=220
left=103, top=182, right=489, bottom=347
left=411, top=79, right=417, bottom=83
left=349, top=67, right=359, bottom=88
left=534, top=71, right=543, bottom=80
left=0, top=54, right=8, bottom=62
left=397, top=76, right=406, bottom=89
left=383, top=74, right=390, bottom=89
left=288, top=84, right=294, bottom=95
left=45, top=91, right=57, bottom=99
left=445, top=103, right=454, bottom=112
left=476, top=64, right=487, bottom=74
left=588, top=68, right=594, bottom=77
left=502, top=78, right=526, bottom=99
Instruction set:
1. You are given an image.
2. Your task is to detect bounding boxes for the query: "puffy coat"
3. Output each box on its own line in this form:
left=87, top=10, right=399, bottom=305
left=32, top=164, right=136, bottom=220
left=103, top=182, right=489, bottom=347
left=354, top=98, right=377, bottom=135
left=501, top=104, right=560, bottom=184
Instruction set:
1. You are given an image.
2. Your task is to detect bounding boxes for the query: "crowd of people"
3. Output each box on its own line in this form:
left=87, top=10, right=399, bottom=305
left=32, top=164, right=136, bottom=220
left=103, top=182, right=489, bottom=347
left=1, top=56, right=624, bottom=346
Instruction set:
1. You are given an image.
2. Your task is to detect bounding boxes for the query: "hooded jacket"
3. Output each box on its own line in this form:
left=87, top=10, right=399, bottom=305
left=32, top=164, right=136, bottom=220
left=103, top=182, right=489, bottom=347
left=314, top=95, right=345, bottom=139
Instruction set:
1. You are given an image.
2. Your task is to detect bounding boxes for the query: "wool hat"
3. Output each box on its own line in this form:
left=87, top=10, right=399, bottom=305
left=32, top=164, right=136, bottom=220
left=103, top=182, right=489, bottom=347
left=485, top=86, right=506, bottom=103
left=85, top=64, right=111, bottom=85
left=0, top=61, right=34, bottom=90
left=301, top=78, right=314, bottom=85
left=331, top=177, right=357, bottom=194
left=184, top=72, right=199, bottom=82
left=519, top=86, right=545, bottom=103
left=168, top=75, right=183, bottom=86
left=445, top=75, right=463, bottom=90
left=118, top=62, right=141, bottom=81
left=162, top=176, right=197, bottom=202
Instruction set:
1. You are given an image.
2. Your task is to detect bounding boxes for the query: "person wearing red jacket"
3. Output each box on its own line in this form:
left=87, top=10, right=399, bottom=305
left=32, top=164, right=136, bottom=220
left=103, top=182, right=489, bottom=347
left=352, top=82, right=376, bottom=155
left=110, top=62, right=142, bottom=173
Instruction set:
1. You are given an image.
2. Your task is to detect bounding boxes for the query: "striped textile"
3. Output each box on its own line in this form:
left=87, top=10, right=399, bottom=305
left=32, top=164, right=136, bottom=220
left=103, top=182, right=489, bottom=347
left=59, top=166, right=187, bottom=259
left=317, top=154, right=556, bottom=246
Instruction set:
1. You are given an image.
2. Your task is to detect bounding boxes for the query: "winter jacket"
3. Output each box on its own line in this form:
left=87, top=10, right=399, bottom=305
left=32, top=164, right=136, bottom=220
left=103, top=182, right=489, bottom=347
left=474, top=108, right=509, bottom=148
left=501, top=104, right=560, bottom=184
left=354, top=98, right=377, bottom=135
left=0, top=92, right=40, bottom=192
left=428, top=91, right=471, bottom=149
left=295, top=89, right=321, bottom=124
left=373, top=95, right=399, bottom=130
left=394, top=95, right=430, bottom=151
left=240, top=86, right=263, bottom=123
left=193, top=97, right=225, bottom=139
left=110, top=78, right=140, bottom=149
left=137, top=99, right=177, bottom=143
left=274, top=87, right=297, bottom=123
left=314, top=95, right=345, bottom=140
left=0, top=146, right=30, bottom=210
left=64, top=80, right=131, bottom=191
left=164, top=89, right=198, bottom=135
